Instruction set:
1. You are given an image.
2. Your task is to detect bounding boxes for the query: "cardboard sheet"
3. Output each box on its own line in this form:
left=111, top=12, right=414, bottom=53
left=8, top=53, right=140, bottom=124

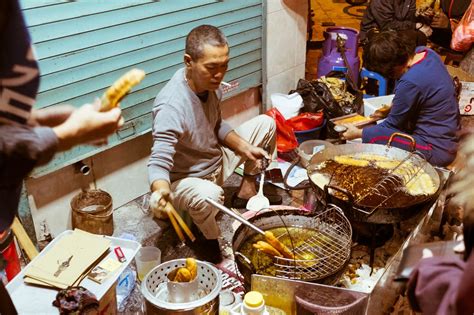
left=24, top=229, right=111, bottom=289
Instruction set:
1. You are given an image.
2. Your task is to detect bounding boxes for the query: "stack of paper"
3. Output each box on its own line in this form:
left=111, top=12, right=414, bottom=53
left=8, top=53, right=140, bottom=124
left=24, top=229, right=111, bottom=289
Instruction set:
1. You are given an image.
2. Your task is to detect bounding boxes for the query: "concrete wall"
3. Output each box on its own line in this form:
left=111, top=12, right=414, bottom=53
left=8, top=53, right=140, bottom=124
left=264, top=0, right=308, bottom=108
left=25, top=88, right=261, bottom=241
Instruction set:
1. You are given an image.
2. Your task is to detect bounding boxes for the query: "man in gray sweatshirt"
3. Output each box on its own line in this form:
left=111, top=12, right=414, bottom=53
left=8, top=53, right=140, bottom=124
left=147, top=25, right=278, bottom=251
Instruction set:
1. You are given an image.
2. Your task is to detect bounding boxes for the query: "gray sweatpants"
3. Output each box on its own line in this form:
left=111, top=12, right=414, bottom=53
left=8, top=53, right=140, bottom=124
left=170, top=115, right=277, bottom=239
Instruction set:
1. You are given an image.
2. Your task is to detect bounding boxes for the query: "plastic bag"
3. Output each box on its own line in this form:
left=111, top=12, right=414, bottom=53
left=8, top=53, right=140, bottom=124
left=265, top=108, right=298, bottom=152
left=290, top=75, right=362, bottom=119
left=287, top=112, right=324, bottom=131
left=270, top=92, right=303, bottom=120
left=451, top=1, right=474, bottom=52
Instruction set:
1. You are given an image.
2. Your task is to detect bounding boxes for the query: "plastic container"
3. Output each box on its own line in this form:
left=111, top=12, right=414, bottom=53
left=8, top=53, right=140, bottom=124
left=116, top=266, right=136, bottom=311
left=363, top=94, right=394, bottom=118
left=294, top=119, right=326, bottom=144
left=271, top=93, right=303, bottom=120
left=135, top=246, right=161, bottom=281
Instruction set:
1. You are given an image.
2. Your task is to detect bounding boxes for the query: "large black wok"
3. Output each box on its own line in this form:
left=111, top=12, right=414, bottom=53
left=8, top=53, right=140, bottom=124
left=306, top=140, right=441, bottom=224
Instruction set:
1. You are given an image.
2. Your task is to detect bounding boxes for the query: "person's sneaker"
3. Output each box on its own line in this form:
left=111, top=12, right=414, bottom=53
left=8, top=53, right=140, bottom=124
left=231, top=193, right=283, bottom=209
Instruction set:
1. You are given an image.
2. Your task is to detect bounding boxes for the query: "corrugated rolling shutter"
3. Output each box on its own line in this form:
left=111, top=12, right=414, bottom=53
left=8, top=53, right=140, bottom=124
left=20, top=0, right=264, bottom=177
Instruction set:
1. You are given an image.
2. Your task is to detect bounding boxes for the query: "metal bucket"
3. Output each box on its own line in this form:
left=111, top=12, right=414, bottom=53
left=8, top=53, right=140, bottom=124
left=70, top=189, right=113, bottom=235
left=141, top=259, right=221, bottom=314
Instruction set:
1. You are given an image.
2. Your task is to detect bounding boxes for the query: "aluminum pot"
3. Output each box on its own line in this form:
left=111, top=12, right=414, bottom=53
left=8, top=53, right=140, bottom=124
left=141, top=259, right=221, bottom=314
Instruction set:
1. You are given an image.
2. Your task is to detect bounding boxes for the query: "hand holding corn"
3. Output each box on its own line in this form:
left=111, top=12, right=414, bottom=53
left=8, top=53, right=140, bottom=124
left=100, top=68, right=146, bottom=112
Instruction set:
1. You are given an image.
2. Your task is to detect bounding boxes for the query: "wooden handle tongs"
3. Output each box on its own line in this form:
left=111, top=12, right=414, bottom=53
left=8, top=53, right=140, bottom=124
left=164, top=202, right=196, bottom=243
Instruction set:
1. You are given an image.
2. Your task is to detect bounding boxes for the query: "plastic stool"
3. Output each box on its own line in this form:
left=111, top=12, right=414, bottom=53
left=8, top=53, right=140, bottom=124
left=360, top=68, right=387, bottom=98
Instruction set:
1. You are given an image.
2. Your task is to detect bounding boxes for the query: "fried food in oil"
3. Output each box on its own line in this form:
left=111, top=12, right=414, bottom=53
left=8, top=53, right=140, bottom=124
left=253, top=241, right=283, bottom=257
left=265, top=231, right=295, bottom=259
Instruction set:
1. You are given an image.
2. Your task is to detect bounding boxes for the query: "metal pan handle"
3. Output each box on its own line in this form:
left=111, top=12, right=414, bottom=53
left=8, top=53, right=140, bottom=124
left=324, top=184, right=354, bottom=204
left=234, top=251, right=256, bottom=274
left=324, top=185, right=378, bottom=216
left=283, top=155, right=311, bottom=190
left=387, top=133, right=416, bottom=152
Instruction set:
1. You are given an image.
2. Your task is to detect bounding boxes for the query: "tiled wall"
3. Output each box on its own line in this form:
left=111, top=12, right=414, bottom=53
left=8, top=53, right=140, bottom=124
left=264, top=0, right=308, bottom=107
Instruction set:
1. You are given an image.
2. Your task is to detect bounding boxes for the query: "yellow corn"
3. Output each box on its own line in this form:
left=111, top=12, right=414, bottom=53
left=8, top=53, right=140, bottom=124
left=173, top=267, right=192, bottom=282
left=100, top=68, right=145, bottom=111
left=186, top=258, right=197, bottom=280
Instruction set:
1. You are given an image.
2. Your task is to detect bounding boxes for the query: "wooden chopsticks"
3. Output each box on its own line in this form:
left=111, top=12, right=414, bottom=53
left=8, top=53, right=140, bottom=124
left=164, top=202, right=196, bottom=242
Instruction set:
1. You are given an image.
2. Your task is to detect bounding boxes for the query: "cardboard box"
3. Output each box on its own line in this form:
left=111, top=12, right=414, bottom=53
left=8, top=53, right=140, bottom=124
left=447, top=65, right=474, bottom=115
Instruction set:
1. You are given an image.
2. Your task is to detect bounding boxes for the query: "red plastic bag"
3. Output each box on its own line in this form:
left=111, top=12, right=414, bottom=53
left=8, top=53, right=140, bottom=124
left=287, top=112, right=324, bottom=131
left=265, top=108, right=298, bottom=152
left=451, top=2, right=474, bottom=51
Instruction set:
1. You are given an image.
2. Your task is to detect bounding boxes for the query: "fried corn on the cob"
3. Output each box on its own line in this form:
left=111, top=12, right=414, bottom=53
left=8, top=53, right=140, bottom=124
left=334, top=155, right=370, bottom=167
left=100, top=68, right=145, bottom=111
left=264, top=231, right=294, bottom=259
left=173, top=267, right=192, bottom=282
left=253, top=241, right=283, bottom=257
left=185, top=258, right=197, bottom=280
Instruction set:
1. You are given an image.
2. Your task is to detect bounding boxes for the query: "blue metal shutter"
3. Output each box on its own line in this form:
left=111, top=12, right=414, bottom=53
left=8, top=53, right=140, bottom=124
left=20, top=0, right=264, bottom=177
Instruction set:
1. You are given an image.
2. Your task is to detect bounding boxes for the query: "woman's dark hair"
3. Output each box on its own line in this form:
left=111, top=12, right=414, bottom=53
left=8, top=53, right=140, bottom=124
left=363, top=30, right=416, bottom=79
left=185, top=25, right=228, bottom=61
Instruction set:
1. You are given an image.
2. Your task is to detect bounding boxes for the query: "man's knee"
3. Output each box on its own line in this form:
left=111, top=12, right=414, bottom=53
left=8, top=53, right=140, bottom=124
left=256, top=114, right=276, bottom=133
left=187, top=184, right=224, bottom=211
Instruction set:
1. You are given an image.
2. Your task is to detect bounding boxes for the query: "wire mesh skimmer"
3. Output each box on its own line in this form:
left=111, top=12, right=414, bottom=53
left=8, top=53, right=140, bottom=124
left=271, top=204, right=352, bottom=281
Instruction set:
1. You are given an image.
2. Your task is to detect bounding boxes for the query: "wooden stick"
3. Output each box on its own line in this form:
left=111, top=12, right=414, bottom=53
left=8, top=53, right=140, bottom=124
left=166, top=202, right=196, bottom=242
left=165, top=206, right=185, bottom=242
left=11, top=217, right=39, bottom=260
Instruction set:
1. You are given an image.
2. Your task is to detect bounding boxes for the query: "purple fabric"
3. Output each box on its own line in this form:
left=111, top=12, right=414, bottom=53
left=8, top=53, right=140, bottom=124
left=407, top=254, right=474, bottom=314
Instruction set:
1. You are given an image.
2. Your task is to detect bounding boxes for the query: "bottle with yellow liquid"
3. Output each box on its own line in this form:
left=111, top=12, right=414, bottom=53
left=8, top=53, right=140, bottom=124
left=230, top=291, right=287, bottom=315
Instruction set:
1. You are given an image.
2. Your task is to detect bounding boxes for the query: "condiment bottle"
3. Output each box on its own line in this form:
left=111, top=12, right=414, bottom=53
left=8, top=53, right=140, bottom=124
left=231, top=291, right=269, bottom=315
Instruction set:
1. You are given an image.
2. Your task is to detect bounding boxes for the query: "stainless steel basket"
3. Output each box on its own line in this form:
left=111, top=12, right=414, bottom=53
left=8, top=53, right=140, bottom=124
left=141, top=259, right=221, bottom=314
left=273, top=204, right=352, bottom=281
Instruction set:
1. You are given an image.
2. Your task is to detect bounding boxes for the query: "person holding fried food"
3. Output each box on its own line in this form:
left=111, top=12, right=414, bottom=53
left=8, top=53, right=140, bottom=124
left=1, top=0, right=125, bottom=312
left=343, top=31, right=460, bottom=167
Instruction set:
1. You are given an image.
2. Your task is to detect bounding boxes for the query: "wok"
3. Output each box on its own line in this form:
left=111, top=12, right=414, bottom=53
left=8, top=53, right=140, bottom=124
left=231, top=208, right=352, bottom=290
left=307, top=137, right=441, bottom=224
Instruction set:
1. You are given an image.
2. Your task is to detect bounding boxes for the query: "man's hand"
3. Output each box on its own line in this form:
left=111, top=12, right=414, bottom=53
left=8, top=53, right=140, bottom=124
left=342, top=124, right=363, bottom=140
left=236, top=142, right=271, bottom=171
left=150, top=180, right=173, bottom=219
left=53, top=99, right=124, bottom=151
left=431, top=11, right=449, bottom=29
left=416, top=23, right=433, bottom=37
left=29, top=105, right=75, bottom=127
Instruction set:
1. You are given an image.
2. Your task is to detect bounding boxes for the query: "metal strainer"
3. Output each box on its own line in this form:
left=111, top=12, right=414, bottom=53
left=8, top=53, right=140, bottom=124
left=141, top=259, right=221, bottom=314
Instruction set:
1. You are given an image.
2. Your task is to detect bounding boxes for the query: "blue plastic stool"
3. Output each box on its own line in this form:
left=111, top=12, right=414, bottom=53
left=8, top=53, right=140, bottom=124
left=360, top=68, right=387, bottom=98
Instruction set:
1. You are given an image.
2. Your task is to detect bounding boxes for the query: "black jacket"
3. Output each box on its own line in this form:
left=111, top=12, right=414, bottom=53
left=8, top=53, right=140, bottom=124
left=360, top=0, right=417, bottom=42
